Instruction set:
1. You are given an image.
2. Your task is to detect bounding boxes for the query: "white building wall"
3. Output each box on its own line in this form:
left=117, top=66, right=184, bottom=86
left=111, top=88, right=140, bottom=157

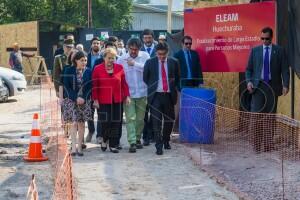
left=131, top=7, right=183, bottom=30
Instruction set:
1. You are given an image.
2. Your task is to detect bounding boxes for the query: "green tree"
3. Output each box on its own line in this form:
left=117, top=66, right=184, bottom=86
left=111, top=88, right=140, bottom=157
left=0, top=0, right=133, bottom=30
left=92, top=0, right=133, bottom=30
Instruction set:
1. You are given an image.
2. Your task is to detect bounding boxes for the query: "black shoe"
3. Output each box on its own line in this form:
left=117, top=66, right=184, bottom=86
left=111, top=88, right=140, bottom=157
left=116, top=145, right=122, bottom=150
left=77, top=152, right=84, bottom=156
left=156, top=148, right=163, bottom=155
left=110, top=147, right=119, bottom=153
left=82, top=143, right=87, bottom=149
left=129, top=144, right=137, bottom=153
left=71, top=152, right=76, bottom=156
left=101, top=141, right=107, bottom=152
left=164, top=142, right=171, bottom=150
left=143, top=140, right=150, bottom=146
left=136, top=140, right=143, bottom=149
left=155, top=144, right=163, bottom=155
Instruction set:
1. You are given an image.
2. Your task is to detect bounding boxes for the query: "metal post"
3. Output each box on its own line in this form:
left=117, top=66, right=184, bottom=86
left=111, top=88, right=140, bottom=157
left=90, top=0, right=93, bottom=28
left=291, top=69, right=295, bottom=119
left=87, top=0, right=90, bottom=28
left=167, top=0, right=173, bottom=33
left=87, top=0, right=92, bottom=28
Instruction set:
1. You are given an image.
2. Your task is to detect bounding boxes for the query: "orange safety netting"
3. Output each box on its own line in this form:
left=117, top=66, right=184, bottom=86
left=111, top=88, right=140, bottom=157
left=40, top=76, right=77, bottom=200
left=180, top=92, right=300, bottom=200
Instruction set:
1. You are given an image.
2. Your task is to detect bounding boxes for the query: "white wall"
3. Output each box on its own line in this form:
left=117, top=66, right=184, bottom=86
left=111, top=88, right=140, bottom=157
left=148, top=0, right=184, bottom=11
left=131, top=7, right=183, bottom=30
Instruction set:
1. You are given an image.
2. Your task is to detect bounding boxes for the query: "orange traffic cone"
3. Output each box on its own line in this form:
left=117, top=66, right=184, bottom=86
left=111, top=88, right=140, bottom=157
left=24, top=113, right=48, bottom=162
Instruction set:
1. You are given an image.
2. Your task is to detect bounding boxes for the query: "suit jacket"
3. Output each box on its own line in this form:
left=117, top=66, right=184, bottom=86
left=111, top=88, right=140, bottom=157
left=174, top=49, right=203, bottom=90
left=92, top=63, right=130, bottom=104
left=245, top=44, right=290, bottom=96
left=141, top=44, right=157, bottom=58
left=143, top=57, right=179, bottom=105
left=63, top=66, right=92, bottom=102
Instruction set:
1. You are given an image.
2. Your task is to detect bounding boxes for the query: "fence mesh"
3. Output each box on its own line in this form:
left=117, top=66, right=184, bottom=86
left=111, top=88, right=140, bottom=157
left=181, top=92, right=300, bottom=200
left=39, top=76, right=77, bottom=200
left=29, top=75, right=300, bottom=199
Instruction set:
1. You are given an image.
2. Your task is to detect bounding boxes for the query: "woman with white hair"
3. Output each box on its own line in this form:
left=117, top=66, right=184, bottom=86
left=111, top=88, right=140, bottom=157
left=92, top=48, right=130, bottom=153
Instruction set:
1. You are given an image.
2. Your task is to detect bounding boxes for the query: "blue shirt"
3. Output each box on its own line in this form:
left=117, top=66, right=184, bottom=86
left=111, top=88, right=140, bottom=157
left=91, top=52, right=101, bottom=69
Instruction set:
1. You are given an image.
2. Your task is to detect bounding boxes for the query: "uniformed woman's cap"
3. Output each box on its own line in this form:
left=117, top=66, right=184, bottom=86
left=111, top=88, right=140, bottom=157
left=64, top=39, right=75, bottom=48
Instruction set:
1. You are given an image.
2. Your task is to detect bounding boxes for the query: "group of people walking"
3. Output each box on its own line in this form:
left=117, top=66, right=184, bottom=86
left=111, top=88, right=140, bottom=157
left=52, top=28, right=203, bottom=156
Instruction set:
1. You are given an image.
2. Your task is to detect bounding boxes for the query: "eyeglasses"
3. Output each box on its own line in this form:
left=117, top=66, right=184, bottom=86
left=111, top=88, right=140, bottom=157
left=261, top=37, right=271, bottom=41
left=184, top=42, right=192, bottom=45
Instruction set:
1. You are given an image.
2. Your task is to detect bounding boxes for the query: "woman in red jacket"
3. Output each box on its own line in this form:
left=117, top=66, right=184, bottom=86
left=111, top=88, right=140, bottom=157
left=92, top=48, right=130, bottom=153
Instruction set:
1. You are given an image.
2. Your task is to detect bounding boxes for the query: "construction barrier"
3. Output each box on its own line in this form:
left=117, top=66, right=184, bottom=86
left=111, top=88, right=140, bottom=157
left=38, top=76, right=77, bottom=200
left=26, top=174, right=39, bottom=200
left=180, top=92, right=300, bottom=200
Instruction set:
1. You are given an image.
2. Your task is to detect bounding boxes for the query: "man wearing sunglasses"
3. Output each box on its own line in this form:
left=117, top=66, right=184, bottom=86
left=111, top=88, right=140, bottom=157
left=245, top=27, right=290, bottom=153
left=173, top=35, right=204, bottom=133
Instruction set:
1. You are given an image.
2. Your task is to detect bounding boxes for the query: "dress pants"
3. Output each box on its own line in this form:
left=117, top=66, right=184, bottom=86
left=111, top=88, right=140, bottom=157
left=143, top=104, right=154, bottom=142
left=87, top=102, right=102, bottom=138
left=250, top=81, right=278, bottom=152
left=150, top=93, right=175, bottom=149
left=99, top=103, right=122, bottom=148
left=117, top=104, right=123, bottom=146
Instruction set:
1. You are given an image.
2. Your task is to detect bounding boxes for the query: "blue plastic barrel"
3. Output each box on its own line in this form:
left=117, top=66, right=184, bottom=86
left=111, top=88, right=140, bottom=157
left=179, top=88, right=216, bottom=144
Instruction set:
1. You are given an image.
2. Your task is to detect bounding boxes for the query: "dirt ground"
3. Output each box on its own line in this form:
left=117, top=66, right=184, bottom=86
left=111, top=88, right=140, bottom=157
left=6, top=86, right=293, bottom=200
left=0, top=86, right=239, bottom=200
left=0, top=86, right=53, bottom=200
left=187, top=141, right=300, bottom=200
left=73, top=127, right=239, bottom=200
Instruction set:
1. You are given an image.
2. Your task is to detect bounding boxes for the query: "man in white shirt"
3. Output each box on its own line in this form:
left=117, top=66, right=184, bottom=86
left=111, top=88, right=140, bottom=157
left=117, top=38, right=150, bottom=153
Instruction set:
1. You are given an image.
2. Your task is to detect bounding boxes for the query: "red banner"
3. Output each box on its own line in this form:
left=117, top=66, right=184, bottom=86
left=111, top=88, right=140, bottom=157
left=184, top=2, right=276, bottom=72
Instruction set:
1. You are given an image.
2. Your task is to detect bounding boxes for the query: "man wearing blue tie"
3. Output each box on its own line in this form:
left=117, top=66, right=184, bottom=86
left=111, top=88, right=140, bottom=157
left=246, top=27, right=290, bottom=152
left=173, top=35, right=204, bottom=133
left=140, top=29, right=157, bottom=58
left=140, top=29, right=158, bottom=146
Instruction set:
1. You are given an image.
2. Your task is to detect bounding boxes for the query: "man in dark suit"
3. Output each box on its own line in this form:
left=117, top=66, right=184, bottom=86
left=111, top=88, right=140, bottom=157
left=143, top=42, right=179, bottom=155
left=140, top=29, right=157, bottom=58
left=246, top=27, right=290, bottom=152
left=140, top=29, right=157, bottom=146
left=173, top=35, right=204, bottom=133
left=86, top=37, right=102, bottom=144
left=174, top=35, right=203, bottom=89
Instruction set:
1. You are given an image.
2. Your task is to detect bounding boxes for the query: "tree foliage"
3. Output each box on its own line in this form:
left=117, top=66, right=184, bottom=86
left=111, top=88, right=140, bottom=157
left=0, top=0, right=133, bottom=30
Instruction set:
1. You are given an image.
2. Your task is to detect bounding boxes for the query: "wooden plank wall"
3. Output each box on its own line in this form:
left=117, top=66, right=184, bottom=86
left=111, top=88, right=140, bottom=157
left=0, top=21, right=39, bottom=82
